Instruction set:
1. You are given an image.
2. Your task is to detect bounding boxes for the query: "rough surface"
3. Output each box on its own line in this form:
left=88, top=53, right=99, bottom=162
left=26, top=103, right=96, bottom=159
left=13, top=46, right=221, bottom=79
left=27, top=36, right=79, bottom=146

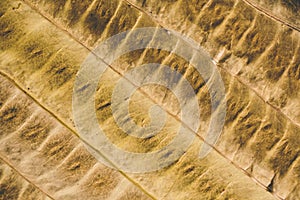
left=0, top=159, right=50, bottom=200
left=0, top=0, right=299, bottom=199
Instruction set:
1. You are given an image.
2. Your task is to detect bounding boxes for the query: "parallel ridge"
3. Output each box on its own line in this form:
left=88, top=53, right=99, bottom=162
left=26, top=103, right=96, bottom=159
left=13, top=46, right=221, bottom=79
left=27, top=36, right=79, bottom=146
left=0, top=74, right=153, bottom=200
left=127, top=0, right=300, bottom=125
left=245, top=0, right=300, bottom=29
left=116, top=0, right=300, bottom=199
left=0, top=159, right=50, bottom=200
left=0, top=0, right=298, bottom=199
left=0, top=72, right=275, bottom=200
left=14, top=1, right=299, bottom=197
left=0, top=0, right=280, bottom=199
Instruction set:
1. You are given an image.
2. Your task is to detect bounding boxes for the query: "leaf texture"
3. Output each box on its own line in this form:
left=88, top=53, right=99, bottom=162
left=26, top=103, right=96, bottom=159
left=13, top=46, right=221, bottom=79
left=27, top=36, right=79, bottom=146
left=0, top=0, right=299, bottom=199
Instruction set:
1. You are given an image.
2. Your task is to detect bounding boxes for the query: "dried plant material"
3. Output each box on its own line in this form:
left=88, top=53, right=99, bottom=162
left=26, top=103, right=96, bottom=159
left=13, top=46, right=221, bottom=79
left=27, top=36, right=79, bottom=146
left=0, top=0, right=299, bottom=199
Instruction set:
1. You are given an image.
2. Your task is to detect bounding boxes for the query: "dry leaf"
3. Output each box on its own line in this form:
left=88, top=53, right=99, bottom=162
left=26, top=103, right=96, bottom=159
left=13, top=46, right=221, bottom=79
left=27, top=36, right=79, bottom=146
left=0, top=0, right=299, bottom=199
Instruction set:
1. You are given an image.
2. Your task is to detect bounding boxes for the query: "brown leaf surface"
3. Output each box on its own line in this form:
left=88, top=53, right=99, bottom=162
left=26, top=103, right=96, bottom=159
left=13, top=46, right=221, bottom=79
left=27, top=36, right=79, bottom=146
left=0, top=0, right=299, bottom=199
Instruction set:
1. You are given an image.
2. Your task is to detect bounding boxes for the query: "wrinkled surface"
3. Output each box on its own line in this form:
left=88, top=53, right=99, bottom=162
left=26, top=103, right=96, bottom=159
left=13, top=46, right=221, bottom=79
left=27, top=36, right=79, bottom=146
left=0, top=0, right=299, bottom=199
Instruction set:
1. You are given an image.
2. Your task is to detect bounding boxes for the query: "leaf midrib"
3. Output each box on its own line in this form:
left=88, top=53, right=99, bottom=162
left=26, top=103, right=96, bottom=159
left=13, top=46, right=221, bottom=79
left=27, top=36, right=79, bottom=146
left=5, top=0, right=295, bottom=199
